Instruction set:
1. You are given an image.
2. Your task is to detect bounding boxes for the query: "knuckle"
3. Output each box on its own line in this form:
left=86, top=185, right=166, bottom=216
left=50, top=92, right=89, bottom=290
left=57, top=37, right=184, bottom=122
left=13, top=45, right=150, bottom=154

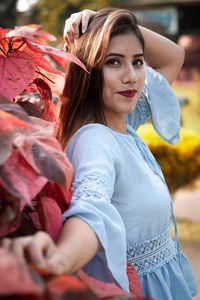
left=70, top=13, right=77, bottom=19
left=0, top=238, right=10, bottom=247
left=71, top=20, right=77, bottom=27
left=11, top=238, right=21, bottom=248
left=35, top=231, right=51, bottom=242
left=35, top=230, right=45, bottom=238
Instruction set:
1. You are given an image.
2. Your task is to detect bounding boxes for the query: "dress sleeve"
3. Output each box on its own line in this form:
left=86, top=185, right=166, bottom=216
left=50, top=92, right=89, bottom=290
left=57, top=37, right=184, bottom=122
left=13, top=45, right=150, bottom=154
left=62, top=125, right=129, bottom=291
left=126, top=65, right=181, bottom=145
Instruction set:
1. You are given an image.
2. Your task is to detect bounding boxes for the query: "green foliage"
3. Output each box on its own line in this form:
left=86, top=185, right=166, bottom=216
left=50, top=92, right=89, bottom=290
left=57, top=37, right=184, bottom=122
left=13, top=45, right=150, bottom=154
left=31, top=0, right=121, bottom=38
left=138, top=124, right=200, bottom=193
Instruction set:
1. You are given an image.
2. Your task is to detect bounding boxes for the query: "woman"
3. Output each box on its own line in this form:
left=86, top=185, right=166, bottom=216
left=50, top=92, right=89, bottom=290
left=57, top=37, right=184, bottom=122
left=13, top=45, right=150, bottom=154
left=1, top=8, right=197, bottom=300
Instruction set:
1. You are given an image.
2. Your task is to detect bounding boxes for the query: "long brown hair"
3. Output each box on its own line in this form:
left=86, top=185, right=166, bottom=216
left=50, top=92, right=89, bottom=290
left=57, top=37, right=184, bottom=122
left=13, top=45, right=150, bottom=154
left=56, top=8, right=144, bottom=149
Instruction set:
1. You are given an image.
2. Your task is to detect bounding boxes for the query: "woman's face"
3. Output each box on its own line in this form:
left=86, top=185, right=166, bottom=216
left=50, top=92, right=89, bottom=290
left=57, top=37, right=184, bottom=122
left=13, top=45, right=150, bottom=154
left=102, top=32, right=146, bottom=124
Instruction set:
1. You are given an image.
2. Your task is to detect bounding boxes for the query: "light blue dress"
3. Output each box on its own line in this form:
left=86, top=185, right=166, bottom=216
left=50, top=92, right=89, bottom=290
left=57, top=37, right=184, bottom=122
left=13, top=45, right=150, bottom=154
left=63, top=66, right=198, bottom=299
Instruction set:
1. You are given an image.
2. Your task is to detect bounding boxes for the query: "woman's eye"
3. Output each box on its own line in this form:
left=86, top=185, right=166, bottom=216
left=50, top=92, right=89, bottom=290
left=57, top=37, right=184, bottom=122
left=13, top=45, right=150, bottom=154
left=133, top=59, right=144, bottom=66
left=105, top=59, right=120, bottom=65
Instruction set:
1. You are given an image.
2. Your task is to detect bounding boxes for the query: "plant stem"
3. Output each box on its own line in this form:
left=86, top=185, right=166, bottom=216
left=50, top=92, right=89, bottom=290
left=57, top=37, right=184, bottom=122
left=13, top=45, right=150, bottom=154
left=12, top=41, right=25, bottom=52
left=0, top=46, right=7, bottom=56
left=8, top=40, right=12, bottom=54
left=35, top=70, right=55, bottom=84
left=0, top=40, right=7, bottom=52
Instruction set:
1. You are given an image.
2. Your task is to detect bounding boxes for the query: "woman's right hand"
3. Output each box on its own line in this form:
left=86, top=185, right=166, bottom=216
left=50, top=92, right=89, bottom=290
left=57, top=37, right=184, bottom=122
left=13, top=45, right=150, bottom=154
left=63, top=9, right=96, bottom=51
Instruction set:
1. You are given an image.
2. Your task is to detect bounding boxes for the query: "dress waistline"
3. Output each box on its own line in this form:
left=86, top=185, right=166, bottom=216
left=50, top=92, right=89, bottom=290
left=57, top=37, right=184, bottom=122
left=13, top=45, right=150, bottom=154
left=127, top=226, right=177, bottom=275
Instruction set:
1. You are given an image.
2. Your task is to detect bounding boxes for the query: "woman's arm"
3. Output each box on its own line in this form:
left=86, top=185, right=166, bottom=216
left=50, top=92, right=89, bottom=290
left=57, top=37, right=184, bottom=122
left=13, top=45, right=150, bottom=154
left=52, top=216, right=100, bottom=274
left=0, top=216, right=100, bottom=274
left=63, top=9, right=185, bottom=85
left=138, top=25, right=185, bottom=85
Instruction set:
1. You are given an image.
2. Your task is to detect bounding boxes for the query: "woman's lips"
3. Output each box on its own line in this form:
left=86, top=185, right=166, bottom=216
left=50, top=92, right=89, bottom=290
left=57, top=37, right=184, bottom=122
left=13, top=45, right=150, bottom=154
left=118, top=90, right=137, bottom=98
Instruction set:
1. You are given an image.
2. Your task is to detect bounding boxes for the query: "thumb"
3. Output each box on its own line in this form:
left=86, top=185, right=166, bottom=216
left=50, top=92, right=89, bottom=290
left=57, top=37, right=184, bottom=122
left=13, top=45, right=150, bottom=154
left=45, top=249, right=69, bottom=274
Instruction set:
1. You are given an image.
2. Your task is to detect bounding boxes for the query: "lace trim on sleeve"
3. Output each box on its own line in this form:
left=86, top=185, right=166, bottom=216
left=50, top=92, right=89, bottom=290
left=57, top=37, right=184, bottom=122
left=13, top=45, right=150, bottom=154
left=72, top=172, right=114, bottom=202
left=135, top=89, right=151, bottom=125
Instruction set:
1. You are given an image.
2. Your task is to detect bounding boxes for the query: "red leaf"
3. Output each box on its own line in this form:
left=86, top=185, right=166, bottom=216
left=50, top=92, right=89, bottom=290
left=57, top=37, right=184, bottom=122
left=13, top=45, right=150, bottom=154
left=37, top=197, right=63, bottom=241
left=44, top=182, right=72, bottom=212
left=0, top=109, right=33, bottom=128
left=33, top=78, right=57, bottom=122
left=34, top=66, right=65, bottom=97
left=0, top=51, right=35, bottom=99
left=26, top=40, right=88, bottom=73
left=31, top=52, right=62, bottom=75
left=34, top=78, right=52, bottom=99
left=46, top=273, right=98, bottom=300
left=0, top=248, right=44, bottom=295
left=127, top=262, right=142, bottom=297
left=78, top=270, right=131, bottom=299
left=0, top=27, right=8, bottom=40
left=47, top=53, right=66, bottom=70
left=0, top=149, right=47, bottom=205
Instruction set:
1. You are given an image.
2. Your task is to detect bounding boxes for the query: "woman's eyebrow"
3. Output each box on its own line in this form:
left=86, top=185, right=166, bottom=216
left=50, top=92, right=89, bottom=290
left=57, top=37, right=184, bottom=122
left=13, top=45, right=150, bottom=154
left=106, top=53, right=144, bottom=58
left=134, top=53, right=144, bottom=58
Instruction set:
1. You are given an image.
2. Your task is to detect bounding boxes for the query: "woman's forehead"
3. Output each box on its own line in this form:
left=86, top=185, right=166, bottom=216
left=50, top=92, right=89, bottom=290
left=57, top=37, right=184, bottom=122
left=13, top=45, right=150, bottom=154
left=107, top=33, right=143, bottom=54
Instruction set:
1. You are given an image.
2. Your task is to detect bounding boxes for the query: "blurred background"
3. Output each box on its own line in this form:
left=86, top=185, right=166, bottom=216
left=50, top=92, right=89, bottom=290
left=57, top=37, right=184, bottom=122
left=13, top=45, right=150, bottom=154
left=0, top=0, right=200, bottom=297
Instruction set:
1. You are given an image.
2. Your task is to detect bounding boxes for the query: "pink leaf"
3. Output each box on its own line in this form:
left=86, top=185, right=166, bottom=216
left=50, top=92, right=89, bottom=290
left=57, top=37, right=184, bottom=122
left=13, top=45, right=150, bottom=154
left=0, top=113, right=13, bottom=133
left=13, top=119, right=73, bottom=190
left=0, top=92, right=10, bottom=103
left=35, top=30, right=57, bottom=42
left=78, top=270, right=131, bottom=298
left=0, top=101, right=34, bottom=126
left=0, top=248, right=44, bottom=295
left=0, top=51, right=35, bottom=99
left=6, top=26, right=38, bottom=39
left=26, top=40, right=88, bottom=72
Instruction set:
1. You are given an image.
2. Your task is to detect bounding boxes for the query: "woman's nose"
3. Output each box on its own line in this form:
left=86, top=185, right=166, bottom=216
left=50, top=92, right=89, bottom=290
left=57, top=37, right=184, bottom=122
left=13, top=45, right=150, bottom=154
left=121, top=64, right=137, bottom=85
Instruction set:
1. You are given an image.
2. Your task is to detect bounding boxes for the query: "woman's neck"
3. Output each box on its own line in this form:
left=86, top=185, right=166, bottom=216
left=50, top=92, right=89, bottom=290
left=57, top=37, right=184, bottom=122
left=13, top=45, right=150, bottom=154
left=104, top=112, right=127, bottom=134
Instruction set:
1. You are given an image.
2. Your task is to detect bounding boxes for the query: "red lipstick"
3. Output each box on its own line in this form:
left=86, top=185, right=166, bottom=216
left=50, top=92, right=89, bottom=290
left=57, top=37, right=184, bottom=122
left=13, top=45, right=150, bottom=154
left=118, top=89, right=137, bottom=98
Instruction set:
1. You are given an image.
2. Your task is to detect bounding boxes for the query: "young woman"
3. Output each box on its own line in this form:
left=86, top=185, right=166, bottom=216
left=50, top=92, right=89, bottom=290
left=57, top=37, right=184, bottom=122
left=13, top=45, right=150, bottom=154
left=1, top=8, right=197, bottom=300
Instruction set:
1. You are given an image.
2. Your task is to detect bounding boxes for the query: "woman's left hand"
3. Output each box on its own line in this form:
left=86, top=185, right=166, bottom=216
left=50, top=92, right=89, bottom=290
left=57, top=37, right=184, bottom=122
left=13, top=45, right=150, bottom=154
left=0, top=231, right=71, bottom=274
